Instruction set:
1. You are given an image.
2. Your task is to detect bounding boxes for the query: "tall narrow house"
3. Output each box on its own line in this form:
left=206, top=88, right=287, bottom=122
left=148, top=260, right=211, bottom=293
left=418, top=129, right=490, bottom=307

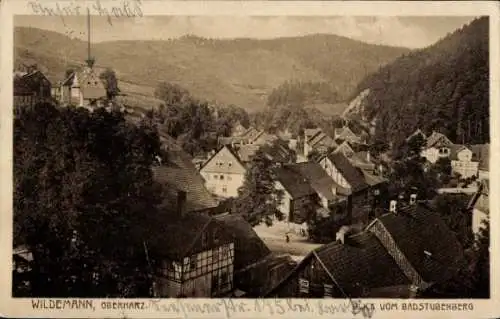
left=59, top=10, right=106, bottom=109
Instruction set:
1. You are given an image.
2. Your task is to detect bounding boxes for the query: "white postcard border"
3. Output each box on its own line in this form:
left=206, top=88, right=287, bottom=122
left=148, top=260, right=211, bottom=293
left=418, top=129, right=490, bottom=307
left=1, top=1, right=499, bottom=318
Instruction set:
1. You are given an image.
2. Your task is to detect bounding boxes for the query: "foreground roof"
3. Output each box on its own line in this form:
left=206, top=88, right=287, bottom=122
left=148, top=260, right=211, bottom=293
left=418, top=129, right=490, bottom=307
left=314, top=231, right=410, bottom=295
left=369, top=204, right=466, bottom=284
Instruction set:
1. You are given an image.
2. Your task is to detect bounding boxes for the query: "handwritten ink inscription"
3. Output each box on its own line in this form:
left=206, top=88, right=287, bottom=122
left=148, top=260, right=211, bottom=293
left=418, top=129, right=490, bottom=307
left=27, top=0, right=143, bottom=26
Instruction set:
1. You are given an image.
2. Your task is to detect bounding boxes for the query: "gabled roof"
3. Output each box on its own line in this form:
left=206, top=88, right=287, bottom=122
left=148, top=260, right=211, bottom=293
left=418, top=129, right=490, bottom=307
left=314, top=232, right=411, bottom=295
left=293, top=162, right=350, bottom=198
left=369, top=204, right=467, bottom=284
left=147, top=212, right=217, bottom=260
left=215, top=213, right=271, bottom=271
left=425, top=131, right=453, bottom=149
left=406, top=129, right=426, bottom=142
left=362, top=170, right=388, bottom=187
left=200, top=144, right=246, bottom=172
left=153, top=142, right=219, bottom=212
left=327, top=153, right=369, bottom=192
left=335, top=126, right=360, bottom=141
left=273, top=166, right=316, bottom=199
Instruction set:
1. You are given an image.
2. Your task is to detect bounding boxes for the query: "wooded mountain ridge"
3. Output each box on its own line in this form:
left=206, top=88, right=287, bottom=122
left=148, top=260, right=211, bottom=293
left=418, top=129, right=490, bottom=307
left=350, top=17, right=489, bottom=148
left=14, top=27, right=408, bottom=113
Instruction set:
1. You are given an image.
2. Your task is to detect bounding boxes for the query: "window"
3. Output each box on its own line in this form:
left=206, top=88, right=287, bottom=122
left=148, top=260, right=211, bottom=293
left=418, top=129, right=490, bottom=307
left=213, top=174, right=218, bottom=179
left=374, top=189, right=380, bottom=196
left=228, top=162, right=233, bottom=167
left=222, top=186, right=227, bottom=193
left=189, top=256, right=197, bottom=271
left=299, top=278, right=309, bottom=294
left=227, top=175, right=232, bottom=181
left=324, top=284, right=333, bottom=297
left=220, top=175, right=224, bottom=180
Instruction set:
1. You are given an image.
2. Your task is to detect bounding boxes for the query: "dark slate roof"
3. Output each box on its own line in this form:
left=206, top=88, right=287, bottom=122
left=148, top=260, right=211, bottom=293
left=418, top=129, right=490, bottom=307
left=153, top=136, right=219, bottom=212
left=147, top=212, right=214, bottom=260
left=314, top=232, right=411, bottom=295
left=327, top=152, right=369, bottom=192
left=215, top=213, right=271, bottom=271
left=293, top=162, right=350, bottom=198
left=374, top=204, right=467, bottom=284
left=273, top=166, right=316, bottom=199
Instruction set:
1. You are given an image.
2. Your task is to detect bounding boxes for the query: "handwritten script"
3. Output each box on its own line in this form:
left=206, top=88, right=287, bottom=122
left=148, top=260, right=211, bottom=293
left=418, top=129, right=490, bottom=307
left=146, top=298, right=376, bottom=319
left=27, top=0, right=143, bottom=26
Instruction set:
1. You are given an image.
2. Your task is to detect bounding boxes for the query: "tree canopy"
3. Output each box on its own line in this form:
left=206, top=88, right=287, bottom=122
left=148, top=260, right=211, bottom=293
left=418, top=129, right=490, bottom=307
left=99, top=68, right=120, bottom=100
left=13, top=103, right=163, bottom=297
left=354, top=17, right=489, bottom=149
left=230, top=149, right=284, bottom=226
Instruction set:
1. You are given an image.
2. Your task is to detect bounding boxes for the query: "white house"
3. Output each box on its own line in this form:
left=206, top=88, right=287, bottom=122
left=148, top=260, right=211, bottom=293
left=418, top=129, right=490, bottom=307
left=450, top=145, right=479, bottom=178
left=200, top=145, right=247, bottom=198
left=420, top=131, right=454, bottom=164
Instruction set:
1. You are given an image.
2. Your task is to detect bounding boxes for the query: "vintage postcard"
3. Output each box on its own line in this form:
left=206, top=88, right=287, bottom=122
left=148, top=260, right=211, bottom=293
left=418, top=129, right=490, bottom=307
left=1, top=0, right=499, bottom=318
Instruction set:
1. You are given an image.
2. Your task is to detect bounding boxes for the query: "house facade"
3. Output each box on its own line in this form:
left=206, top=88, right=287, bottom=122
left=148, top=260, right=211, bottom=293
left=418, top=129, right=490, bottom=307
left=150, top=207, right=235, bottom=298
left=319, top=153, right=385, bottom=224
left=200, top=146, right=247, bottom=198
left=59, top=67, right=107, bottom=109
left=13, top=69, right=52, bottom=113
left=420, top=131, right=454, bottom=164
left=273, top=167, right=318, bottom=226
left=450, top=145, right=479, bottom=178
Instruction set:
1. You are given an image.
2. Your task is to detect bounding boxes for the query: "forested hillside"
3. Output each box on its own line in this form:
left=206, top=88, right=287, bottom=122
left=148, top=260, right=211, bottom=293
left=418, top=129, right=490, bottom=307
left=14, top=27, right=408, bottom=113
left=353, top=17, right=489, bottom=148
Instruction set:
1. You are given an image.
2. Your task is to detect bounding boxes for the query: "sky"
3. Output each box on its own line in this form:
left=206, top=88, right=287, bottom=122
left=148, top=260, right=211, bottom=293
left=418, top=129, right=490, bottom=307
left=15, top=15, right=477, bottom=49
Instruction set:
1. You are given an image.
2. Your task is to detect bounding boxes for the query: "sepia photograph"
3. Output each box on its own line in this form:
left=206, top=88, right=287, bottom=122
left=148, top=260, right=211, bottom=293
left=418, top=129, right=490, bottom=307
left=3, top=1, right=496, bottom=316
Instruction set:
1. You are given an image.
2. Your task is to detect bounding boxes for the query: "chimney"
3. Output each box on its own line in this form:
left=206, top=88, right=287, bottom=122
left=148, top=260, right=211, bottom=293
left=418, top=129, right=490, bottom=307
left=336, top=226, right=351, bottom=245
left=177, top=190, right=187, bottom=217
left=410, top=193, right=417, bottom=205
left=389, top=200, right=397, bottom=213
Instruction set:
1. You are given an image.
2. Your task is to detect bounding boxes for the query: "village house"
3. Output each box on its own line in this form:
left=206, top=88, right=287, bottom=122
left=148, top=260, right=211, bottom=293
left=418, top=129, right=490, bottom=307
left=273, top=165, right=319, bottom=235
left=420, top=131, right=454, bottom=164
left=303, top=128, right=337, bottom=158
left=318, top=152, right=387, bottom=224
left=218, top=127, right=277, bottom=148
left=152, top=133, right=220, bottom=213
left=13, top=66, right=52, bottom=113
left=199, top=145, right=247, bottom=198
left=147, top=203, right=235, bottom=298
left=449, top=144, right=479, bottom=178
left=214, top=213, right=296, bottom=297
left=58, top=66, right=107, bottom=109
left=266, top=196, right=467, bottom=298
left=292, top=162, right=350, bottom=221
left=334, top=125, right=363, bottom=145
left=55, top=13, right=107, bottom=110
left=200, top=140, right=295, bottom=199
